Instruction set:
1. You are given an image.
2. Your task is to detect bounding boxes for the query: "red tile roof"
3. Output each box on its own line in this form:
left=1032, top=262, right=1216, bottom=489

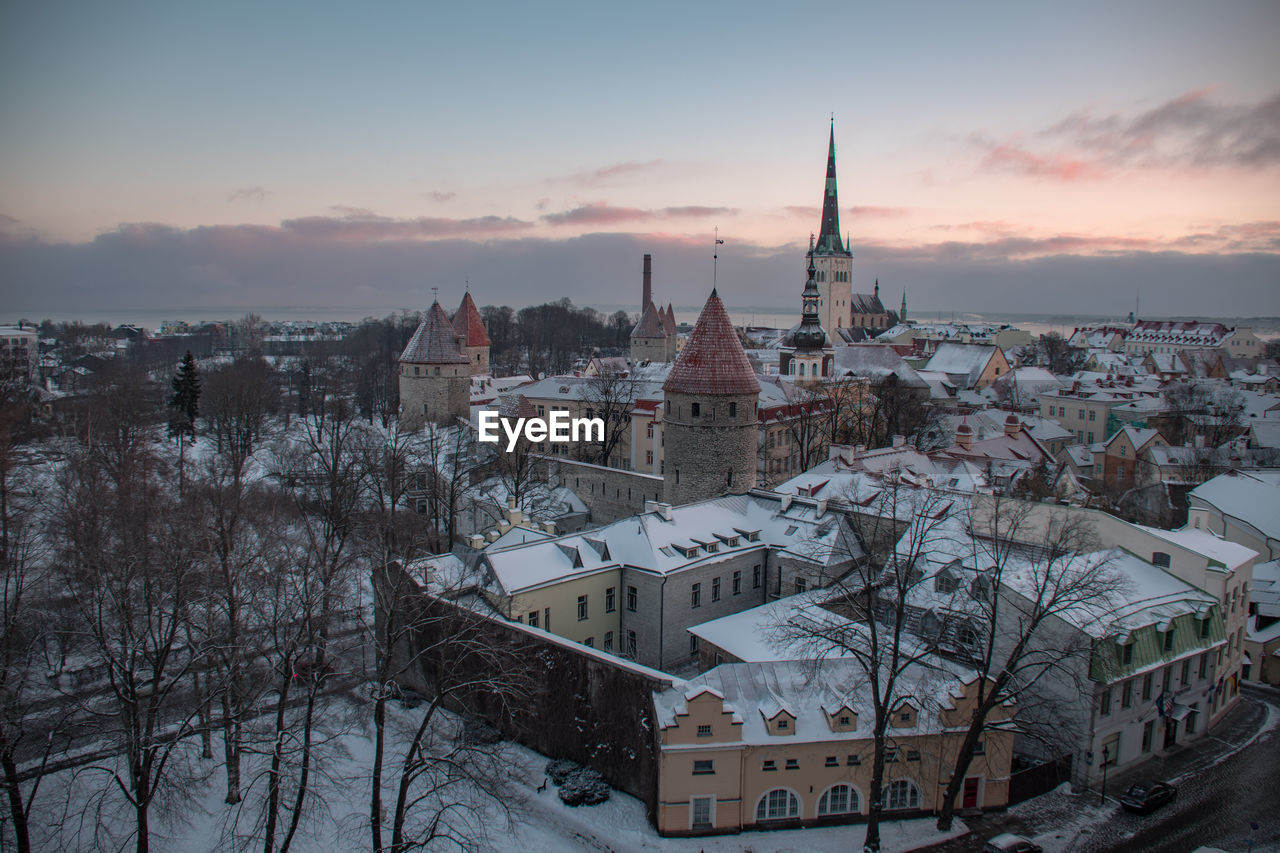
left=400, top=302, right=470, bottom=364
left=663, top=303, right=678, bottom=336
left=631, top=301, right=666, bottom=338
left=451, top=292, right=491, bottom=347
left=663, top=290, right=760, bottom=396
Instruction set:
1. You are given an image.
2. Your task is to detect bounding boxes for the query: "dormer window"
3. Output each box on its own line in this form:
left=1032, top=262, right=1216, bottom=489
left=776, top=718, right=789, bottom=730
left=1164, top=627, right=1175, bottom=651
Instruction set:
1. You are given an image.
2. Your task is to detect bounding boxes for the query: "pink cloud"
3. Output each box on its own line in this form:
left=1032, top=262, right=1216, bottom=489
left=848, top=206, right=912, bottom=218
left=976, top=136, right=1109, bottom=181
left=542, top=202, right=734, bottom=225
left=552, top=160, right=665, bottom=186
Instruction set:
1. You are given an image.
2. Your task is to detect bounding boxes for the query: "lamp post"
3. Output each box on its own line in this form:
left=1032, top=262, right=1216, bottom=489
left=1099, top=745, right=1111, bottom=805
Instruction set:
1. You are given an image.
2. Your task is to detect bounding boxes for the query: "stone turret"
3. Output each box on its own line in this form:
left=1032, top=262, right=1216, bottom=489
left=398, top=301, right=471, bottom=430
left=451, top=291, right=491, bottom=376
left=662, top=289, right=760, bottom=505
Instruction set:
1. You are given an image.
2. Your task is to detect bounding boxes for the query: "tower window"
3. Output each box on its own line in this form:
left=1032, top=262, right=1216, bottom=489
left=691, top=402, right=701, bottom=417
left=729, top=402, right=736, bottom=417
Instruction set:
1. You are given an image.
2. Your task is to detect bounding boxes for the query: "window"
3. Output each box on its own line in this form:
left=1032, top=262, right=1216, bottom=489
left=732, top=571, right=742, bottom=595
left=1181, top=659, right=1190, bottom=685
left=1089, top=410, right=1096, bottom=421
left=544, top=608, right=550, bottom=631
left=776, top=718, right=789, bottom=730
left=974, top=741, right=986, bottom=755
left=627, top=586, right=637, bottom=612
left=1164, top=628, right=1175, bottom=651
left=1122, top=680, right=1133, bottom=709
left=1101, top=734, right=1119, bottom=767
left=577, top=595, right=588, bottom=621
left=712, top=577, right=721, bottom=602
left=753, top=565, right=762, bottom=588
left=900, top=710, right=913, bottom=722
left=1200, top=617, right=1211, bottom=638
left=691, top=583, right=701, bottom=608
left=818, top=784, right=859, bottom=816
left=689, top=635, right=698, bottom=657
left=762, top=759, right=777, bottom=771
left=1099, top=689, right=1112, bottom=716
left=824, top=756, right=838, bottom=767
left=605, top=587, right=616, bottom=613
left=691, top=796, right=712, bottom=829
left=692, top=760, right=715, bottom=775
left=696, top=724, right=712, bottom=738
left=584, top=636, right=594, bottom=647
left=906, top=749, right=921, bottom=762
left=1142, top=720, right=1154, bottom=753
left=885, top=747, right=899, bottom=762
left=838, top=715, right=851, bottom=726
left=1186, top=704, right=1199, bottom=734
left=785, top=758, right=799, bottom=770
left=1122, top=642, right=1134, bottom=665
left=691, top=402, right=701, bottom=417
left=603, top=631, right=613, bottom=652
left=886, top=780, right=920, bottom=811
left=1142, top=673, right=1153, bottom=700
left=1199, top=652, right=1208, bottom=679
left=1152, top=552, right=1171, bottom=568
left=846, top=754, right=861, bottom=766
left=625, top=630, right=637, bottom=657
left=528, top=611, right=539, bottom=629
left=729, top=402, right=737, bottom=417
left=795, top=577, right=808, bottom=594
left=755, top=789, right=800, bottom=822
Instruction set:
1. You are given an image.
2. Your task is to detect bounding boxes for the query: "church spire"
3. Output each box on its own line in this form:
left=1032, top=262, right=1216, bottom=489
left=900, top=288, right=908, bottom=323
left=815, top=121, right=848, bottom=256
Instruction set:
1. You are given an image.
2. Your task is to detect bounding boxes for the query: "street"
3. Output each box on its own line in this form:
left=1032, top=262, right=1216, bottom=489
left=931, top=683, right=1280, bottom=853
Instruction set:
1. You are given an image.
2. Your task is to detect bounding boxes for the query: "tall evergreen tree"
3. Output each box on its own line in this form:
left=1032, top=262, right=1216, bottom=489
left=167, top=350, right=201, bottom=493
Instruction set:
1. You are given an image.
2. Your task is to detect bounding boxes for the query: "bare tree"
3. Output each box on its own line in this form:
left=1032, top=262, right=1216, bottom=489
left=761, top=379, right=831, bottom=475
left=931, top=495, right=1124, bottom=830
left=204, top=356, right=279, bottom=470
left=578, top=370, right=639, bottom=468
left=1039, top=332, right=1083, bottom=375
left=773, top=474, right=956, bottom=853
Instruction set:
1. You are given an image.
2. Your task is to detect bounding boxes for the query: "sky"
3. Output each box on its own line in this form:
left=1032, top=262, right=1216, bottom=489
left=1, top=0, right=1278, bottom=323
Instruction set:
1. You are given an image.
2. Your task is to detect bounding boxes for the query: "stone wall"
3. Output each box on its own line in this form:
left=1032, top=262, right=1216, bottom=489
left=630, top=335, right=672, bottom=365
left=378, top=565, right=672, bottom=812
left=663, top=390, right=758, bottom=506
left=547, top=457, right=663, bottom=523
left=399, top=364, right=469, bottom=430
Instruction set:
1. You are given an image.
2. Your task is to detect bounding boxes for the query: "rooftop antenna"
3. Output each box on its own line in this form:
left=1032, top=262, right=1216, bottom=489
left=713, top=227, right=724, bottom=292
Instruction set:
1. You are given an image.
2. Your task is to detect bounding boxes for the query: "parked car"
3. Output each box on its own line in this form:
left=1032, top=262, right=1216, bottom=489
left=1119, top=781, right=1177, bottom=814
left=985, top=834, right=1043, bottom=853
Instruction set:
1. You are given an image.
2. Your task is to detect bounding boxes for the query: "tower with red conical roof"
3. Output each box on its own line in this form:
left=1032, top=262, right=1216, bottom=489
left=661, top=289, right=760, bottom=505
left=630, top=254, right=677, bottom=363
left=398, top=300, right=471, bottom=430
left=810, top=122, right=853, bottom=334
left=451, top=291, right=491, bottom=376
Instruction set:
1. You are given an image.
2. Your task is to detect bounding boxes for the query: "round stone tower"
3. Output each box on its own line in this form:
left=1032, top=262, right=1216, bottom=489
left=398, top=300, right=472, bottom=431
left=662, top=289, right=760, bottom=506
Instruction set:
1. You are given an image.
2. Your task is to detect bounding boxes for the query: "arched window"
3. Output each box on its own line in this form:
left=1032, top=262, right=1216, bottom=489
left=755, top=788, right=800, bottom=821
left=817, top=783, right=859, bottom=815
left=886, top=780, right=920, bottom=810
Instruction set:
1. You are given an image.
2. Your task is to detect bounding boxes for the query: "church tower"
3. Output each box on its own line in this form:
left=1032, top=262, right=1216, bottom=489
left=778, top=252, right=834, bottom=382
left=662, top=289, right=760, bottom=506
left=809, top=122, right=853, bottom=334
left=398, top=301, right=471, bottom=430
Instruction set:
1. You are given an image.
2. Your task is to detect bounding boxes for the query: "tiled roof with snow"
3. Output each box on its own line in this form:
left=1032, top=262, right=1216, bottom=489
left=451, top=292, right=491, bottom=347
left=1188, top=470, right=1280, bottom=540
left=663, top=290, right=760, bottom=396
left=925, top=343, right=999, bottom=386
left=400, top=302, right=470, bottom=364
left=653, top=659, right=977, bottom=744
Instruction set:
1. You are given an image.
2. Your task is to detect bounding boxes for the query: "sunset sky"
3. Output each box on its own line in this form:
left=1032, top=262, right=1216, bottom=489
left=2, top=0, right=1278, bottom=321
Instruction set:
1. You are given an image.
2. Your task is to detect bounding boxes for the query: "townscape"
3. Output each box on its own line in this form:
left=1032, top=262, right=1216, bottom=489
left=1, top=124, right=1278, bottom=853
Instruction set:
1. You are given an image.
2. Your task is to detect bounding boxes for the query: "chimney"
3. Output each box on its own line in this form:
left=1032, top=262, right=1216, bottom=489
left=955, top=423, right=974, bottom=451
left=467, top=534, right=486, bottom=550
left=642, top=253, right=652, bottom=310
left=1004, top=414, right=1021, bottom=438
left=891, top=434, right=906, bottom=448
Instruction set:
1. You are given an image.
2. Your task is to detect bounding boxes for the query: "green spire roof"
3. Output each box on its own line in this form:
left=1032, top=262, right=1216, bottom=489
left=814, top=122, right=850, bottom=257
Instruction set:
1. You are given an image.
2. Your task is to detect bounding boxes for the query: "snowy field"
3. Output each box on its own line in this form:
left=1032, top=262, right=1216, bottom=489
left=26, top=696, right=966, bottom=853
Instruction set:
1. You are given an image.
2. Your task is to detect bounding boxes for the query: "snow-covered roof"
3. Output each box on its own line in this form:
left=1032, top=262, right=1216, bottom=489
left=687, top=590, right=857, bottom=662
left=1188, top=470, right=1280, bottom=541
left=1132, top=525, right=1258, bottom=570
left=653, top=659, right=979, bottom=744
left=832, top=344, right=927, bottom=387
left=469, top=490, right=862, bottom=596
left=1250, top=560, right=1280, bottom=619
left=1247, top=614, right=1280, bottom=646
left=925, top=343, right=1000, bottom=387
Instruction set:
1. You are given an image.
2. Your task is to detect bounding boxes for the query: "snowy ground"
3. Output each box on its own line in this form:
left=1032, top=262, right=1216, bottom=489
left=26, top=694, right=966, bottom=853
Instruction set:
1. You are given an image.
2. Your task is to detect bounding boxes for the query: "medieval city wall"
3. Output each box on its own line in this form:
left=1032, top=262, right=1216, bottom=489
left=546, top=457, right=663, bottom=523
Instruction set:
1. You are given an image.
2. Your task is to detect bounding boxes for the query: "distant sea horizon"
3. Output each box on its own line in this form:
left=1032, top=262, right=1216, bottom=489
left=8, top=304, right=1279, bottom=340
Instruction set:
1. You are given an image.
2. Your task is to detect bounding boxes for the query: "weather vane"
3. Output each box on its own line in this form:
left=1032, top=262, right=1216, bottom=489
left=431, top=286, right=439, bottom=303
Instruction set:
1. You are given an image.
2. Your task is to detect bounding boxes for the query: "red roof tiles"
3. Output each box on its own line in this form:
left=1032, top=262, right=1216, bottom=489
left=663, top=290, right=760, bottom=396
left=400, top=302, right=470, bottom=364
left=451, top=292, right=491, bottom=347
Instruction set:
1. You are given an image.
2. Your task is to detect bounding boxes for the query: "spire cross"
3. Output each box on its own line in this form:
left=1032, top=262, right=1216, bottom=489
left=431, top=286, right=439, bottom=303
left=713, top=227, right=725, bottom=290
